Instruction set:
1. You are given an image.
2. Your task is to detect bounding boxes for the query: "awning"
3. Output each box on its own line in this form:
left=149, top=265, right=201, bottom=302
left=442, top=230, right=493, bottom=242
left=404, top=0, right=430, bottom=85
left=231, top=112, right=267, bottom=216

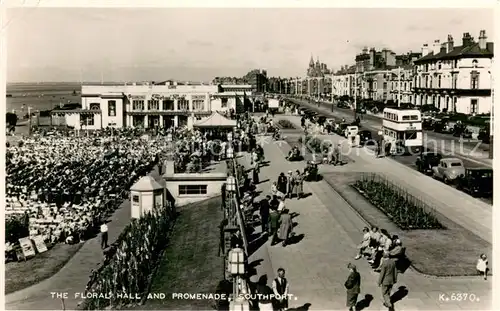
left=193, top=112, right=236, bottom=128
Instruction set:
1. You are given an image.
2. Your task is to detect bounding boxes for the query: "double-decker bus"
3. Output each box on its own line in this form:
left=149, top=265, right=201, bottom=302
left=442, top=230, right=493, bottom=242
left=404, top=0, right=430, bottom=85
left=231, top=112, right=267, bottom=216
left=382, top=107, right=423, bottom=154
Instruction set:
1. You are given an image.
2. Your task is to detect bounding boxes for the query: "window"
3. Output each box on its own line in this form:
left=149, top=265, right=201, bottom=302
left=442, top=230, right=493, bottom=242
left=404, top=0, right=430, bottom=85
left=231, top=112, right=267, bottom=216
left=193, top=100, right=205, bottom=111
left=108, top=100, right=116, bottom=117
left=472, top=59, right=478, bottom=68
left=450, top=162, right=463, bottom=167
left=470, top=99, right=478, bottom=114
left=179, top=185, right=207, bottom=195
left=438, top=62, right=442, bottom=70
left=132, top=100, right=144, bottom=110
left=470, top=71, right=479, bottom=89
left=453, top=60, right=458, bottom=69
left=438, top=76, right=441, bottom=88
left=373, top=82, right=377, bottom=89
left=148, top=100, right=159, bottom=110
left=177, top=98, right=189, bottom=110
left=452, top=74, right=458, bottom=89
left=221, top=98, right=228, bottom=108
left=162, top=99, right=174, bottom=110
left=80, top=114, right=94, bottom=126
left=402, top=116, right=410, bottom=121
left=89, top=103, right=100, bottom=110
left=132, top=195, right=139, bottom=203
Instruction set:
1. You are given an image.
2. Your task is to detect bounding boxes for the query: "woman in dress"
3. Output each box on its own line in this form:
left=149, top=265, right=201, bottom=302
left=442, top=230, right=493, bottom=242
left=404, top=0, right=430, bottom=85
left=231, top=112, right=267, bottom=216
left=286, top=171, right=294, bottom=199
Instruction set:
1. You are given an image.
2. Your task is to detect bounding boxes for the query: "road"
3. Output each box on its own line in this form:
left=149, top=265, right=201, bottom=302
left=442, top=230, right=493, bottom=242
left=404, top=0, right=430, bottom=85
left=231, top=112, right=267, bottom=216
left=281, top=100, right=493, bottom=205
left=287, top=97, right=492, bottom=167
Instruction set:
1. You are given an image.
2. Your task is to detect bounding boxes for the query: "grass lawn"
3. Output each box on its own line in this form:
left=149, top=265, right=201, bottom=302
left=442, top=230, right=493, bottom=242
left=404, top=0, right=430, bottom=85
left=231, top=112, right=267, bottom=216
left=324, top=172, right=492, bottom=277
left=133, top=196, right=224, bottom=310
left=4, top=242, right=83, bottom=294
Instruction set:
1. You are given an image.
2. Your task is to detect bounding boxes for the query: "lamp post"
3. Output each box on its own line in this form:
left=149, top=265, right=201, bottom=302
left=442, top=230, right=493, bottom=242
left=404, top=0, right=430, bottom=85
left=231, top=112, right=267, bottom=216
left=227, top=247, right=249, bottom=311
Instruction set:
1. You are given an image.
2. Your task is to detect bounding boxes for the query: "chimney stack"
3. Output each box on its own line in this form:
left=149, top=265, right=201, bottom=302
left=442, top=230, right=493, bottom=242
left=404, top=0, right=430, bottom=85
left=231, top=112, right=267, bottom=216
left=440, top=42, right=447, bottom=54
left=447, top=35, right=454, bottom=53
left=421, top=43, right=429, bottom=56
left=462, top=32, right=473, bottom=46
left=432, top=39, right=441, bottom=54
left=479, top=30, right=487, bottom=49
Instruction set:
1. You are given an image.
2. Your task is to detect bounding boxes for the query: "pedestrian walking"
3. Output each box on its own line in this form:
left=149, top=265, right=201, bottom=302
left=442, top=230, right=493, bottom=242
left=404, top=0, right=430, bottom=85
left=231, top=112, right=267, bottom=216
left=286, top=171, right=293, bottom=199
left=256, top=275, right=274, bottom=311
left=378, top=253, right=397, bottom=309
left=344, top=263, right=361, bottom=311
left=278, top=209, right=293, bottom=247
left=100, top=223, right=108, bottom=249
left=277, top=173, right=287, bottom=195
left=272, top=268, right=289, bottom=311
left=477, top=254, right=489, bottom=280
left=259, top=196, right=271, bottom=233
left=252, top=162, right=260, bottom=185
left=268, top=208, right=280, bottom=245
left=293, top=170, right=304, bottom=199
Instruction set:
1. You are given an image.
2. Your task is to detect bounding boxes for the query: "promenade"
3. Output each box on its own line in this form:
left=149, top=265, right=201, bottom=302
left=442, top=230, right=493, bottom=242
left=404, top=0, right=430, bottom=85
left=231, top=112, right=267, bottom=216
left=238, top=126, right=491, bottom=310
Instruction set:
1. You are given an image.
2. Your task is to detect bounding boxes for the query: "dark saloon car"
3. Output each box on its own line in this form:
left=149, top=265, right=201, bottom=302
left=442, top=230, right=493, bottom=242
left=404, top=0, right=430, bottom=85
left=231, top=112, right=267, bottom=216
left=337, top=101, right=350, bottom=109
left=358, top=130, right=373, bottom=145
left=457, top=168, right=493, bottom=197
left=415, top=152, right=443, bottom=175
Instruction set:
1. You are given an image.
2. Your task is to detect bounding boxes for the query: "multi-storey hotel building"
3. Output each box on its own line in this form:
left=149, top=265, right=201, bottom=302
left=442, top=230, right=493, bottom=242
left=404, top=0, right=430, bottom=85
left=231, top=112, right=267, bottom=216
left=413, top=31, right=493, bottom=114
left=51, top=81, right=252, bottom=129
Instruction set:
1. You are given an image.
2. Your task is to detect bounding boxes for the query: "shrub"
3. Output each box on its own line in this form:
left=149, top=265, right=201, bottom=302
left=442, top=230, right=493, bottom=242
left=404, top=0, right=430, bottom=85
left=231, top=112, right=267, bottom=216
left=353, top=173, right=444, bottom=230
left=277, top=119, right=295, bottom=129
left=302, top=135, right=332, bottom=155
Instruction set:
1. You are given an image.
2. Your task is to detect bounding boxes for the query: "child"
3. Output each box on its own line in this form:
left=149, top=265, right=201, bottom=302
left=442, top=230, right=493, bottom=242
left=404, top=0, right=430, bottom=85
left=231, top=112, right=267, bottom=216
left=476, top=254, right=488, bottom=280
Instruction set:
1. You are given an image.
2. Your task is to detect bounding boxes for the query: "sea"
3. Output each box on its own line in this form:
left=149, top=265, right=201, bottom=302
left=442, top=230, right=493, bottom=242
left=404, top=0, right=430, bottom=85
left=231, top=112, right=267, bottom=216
left=6, top=82, right=82, bottom=115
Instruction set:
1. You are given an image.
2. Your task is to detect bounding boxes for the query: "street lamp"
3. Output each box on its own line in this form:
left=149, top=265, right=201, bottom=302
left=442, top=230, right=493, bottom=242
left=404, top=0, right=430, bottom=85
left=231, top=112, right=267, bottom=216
left=226, top=175, right=236, bottom=192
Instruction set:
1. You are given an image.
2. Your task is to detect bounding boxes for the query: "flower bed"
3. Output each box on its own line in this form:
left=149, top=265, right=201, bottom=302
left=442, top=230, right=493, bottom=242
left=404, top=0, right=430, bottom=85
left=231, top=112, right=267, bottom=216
left=298, top=134, right=332, bottom=155
left=277, top=119, right=296, bottom=129
left=353, top=173, right=444, bottom=230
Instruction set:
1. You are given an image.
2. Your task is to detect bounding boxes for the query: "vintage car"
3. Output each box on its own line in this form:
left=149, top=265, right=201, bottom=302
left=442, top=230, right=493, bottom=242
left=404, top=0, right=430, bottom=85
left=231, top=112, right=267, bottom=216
left=433, top=119, right=455, bottom=134
left=344, top=125, right=359, bottom=138
left=416, top=152, right=443, bottom=175
left=335, top=123, right=349, bottom=135
left=456, top=167, right=493, bottom=197
left=358, top=130, right=373, bottom=145
left=304, top=161, right=319, bottom=181
left=337, top=101, right=350, bottom=109
left=431, top=158, right=465, bottom=184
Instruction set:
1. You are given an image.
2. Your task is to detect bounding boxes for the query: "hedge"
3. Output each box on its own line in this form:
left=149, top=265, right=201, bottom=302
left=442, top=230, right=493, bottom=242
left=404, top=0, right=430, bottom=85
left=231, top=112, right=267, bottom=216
left=277, top=119, right=295, bottom=129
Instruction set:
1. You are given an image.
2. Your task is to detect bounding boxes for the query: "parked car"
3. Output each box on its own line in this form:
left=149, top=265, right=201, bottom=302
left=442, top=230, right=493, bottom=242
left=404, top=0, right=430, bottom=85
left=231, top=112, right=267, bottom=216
left=358, top=130, right=373, bottom=145
left=433, top=119, right=454, bottom=134
left=337, top=101, right=350, bottom=109
left=431, top=158, right=465, bottom=184
left=456, top=168, right=493, bottom=197
left=478, top=127, right=490, bottom=144
left=416, top=152, right=443, bottom=175
left=335, top=123, right=349, bottom=135
left=344, top=125, right=359, bottom=138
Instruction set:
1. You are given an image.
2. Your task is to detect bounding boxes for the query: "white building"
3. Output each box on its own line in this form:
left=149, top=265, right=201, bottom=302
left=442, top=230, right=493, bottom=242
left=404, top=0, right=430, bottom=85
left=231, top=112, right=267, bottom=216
left=413, top=30, right=494, bottom=115
left=51, top=81, right=252, bottom=129
left=332, top=66, right=356, bottom=98
left=388, top=66, right=414, bottom=104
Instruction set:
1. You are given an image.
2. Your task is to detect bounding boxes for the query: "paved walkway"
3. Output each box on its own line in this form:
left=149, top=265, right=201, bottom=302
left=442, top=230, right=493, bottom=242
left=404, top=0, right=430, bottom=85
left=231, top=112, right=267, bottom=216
left=5, top=168, right=163, bottom=310
left=283, top=115, right=492, bottom=244
left=238, top=129, right=492, bottom=310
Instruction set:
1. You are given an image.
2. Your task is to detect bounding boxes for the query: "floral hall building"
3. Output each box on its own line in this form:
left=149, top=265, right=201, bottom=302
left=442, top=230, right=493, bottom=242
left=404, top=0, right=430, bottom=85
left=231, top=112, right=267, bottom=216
left=51, top=81, right=252, bottom=129
left=413, top=31, right=494, bottom=115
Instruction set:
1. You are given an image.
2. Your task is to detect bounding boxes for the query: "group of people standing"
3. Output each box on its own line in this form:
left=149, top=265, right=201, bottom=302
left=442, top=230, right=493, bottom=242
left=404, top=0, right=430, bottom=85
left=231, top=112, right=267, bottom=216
left=273, top=171, right=305, bottom=200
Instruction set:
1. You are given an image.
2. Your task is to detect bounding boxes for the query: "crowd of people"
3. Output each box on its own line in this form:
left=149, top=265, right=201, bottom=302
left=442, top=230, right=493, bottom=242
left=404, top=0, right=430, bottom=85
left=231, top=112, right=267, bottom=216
left=5, top=128, right=162, bottom=253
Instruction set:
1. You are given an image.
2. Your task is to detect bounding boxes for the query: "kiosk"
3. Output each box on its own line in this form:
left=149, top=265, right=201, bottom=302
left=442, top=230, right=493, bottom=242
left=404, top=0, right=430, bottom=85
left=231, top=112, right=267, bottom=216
left=130, top=176, right=164, bottom=219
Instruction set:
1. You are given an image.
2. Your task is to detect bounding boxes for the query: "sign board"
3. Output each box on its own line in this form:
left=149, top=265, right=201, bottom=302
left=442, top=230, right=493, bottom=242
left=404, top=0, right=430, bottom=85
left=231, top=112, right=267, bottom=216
left=192, top=95, right=205, bottom=100
left=406, top=126, right=417, bottom=130
left=32, top=235, right=48, bottom=253
left=18, top=237, right=36, bottom=258
left=128, top=94, right=146, bottom=100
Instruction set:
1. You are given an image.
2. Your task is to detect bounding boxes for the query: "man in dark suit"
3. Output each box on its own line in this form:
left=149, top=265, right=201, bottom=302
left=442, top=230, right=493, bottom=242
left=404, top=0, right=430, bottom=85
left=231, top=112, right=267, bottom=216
left=268, top=207, right=280, bottom=245
left=344, top=263, right=361, bottom=311
left=259, top=196, right=271, bottom=233
left=378, top=252, right=397, bottom=308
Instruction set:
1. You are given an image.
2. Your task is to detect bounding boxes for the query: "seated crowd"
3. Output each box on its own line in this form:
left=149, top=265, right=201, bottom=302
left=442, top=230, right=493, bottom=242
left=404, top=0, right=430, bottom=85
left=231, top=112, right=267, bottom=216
left=355, top=226, right=407, bottom=272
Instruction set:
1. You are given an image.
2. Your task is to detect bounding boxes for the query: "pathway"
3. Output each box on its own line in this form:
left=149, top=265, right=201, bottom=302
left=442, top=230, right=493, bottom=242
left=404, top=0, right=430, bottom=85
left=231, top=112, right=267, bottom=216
left=5, top=168, right=163, bottom=310
left=238, top=129, right=492, bottom=310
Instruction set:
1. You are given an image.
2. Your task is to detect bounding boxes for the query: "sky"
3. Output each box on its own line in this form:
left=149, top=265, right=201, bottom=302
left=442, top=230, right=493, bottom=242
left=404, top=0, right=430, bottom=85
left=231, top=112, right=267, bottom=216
left=5, top=7, right=495, bottom=82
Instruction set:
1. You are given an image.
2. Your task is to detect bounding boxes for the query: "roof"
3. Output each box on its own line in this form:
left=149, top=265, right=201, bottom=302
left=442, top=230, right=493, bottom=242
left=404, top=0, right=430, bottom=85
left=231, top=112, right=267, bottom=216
left=130, top=176, right=163, bottom=191
left=193, top=111, right=237, bottom=128
left=441, top=157, right=462, bottom=162
left=51, top=109, right=101, bottom=114
left=415, top=42, right=494, bottom=64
